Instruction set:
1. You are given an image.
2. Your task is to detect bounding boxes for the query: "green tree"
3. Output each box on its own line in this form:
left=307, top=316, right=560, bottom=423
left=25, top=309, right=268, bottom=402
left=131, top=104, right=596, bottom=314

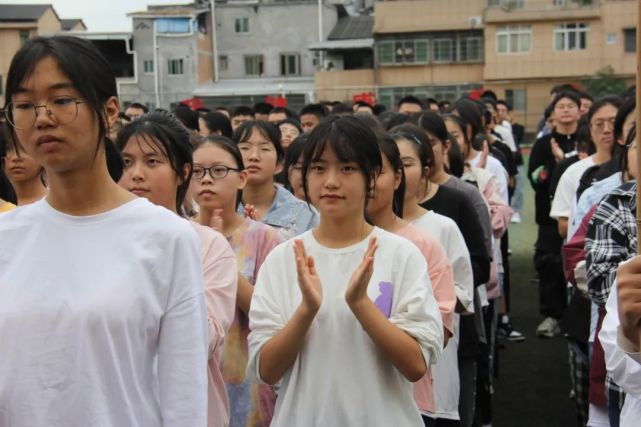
left=582, top=66, right=628, bottom=98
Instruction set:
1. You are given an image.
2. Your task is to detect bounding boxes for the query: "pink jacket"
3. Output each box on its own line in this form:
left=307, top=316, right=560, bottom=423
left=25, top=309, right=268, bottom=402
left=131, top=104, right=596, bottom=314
left=191, top=222, right=238, bottom=427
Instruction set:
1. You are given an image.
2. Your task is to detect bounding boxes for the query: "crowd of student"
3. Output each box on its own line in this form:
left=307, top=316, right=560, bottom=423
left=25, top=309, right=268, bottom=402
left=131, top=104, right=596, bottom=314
left=1, top=35, right=641, bottom=427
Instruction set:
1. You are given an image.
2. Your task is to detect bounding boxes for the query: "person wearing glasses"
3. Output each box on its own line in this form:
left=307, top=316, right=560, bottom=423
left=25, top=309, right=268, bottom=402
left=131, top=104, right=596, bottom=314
left=190, top=135, right=282, bottom=426
left=232, top=121, right=319, bottom=240
left=0, top=36, right=209, bottom=426
left=116, top=112, right=238, bottom=427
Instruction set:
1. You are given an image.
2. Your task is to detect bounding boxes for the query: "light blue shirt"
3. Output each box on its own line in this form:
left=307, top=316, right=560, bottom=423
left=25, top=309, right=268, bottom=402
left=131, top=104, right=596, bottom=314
left=239, top=185, right=319, bottom=240
left=569, top=172, right=623, bottom=239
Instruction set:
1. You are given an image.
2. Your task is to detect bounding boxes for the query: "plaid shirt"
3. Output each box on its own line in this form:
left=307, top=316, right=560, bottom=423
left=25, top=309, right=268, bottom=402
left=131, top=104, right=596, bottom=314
left=585, top=181, right=637, bottom=399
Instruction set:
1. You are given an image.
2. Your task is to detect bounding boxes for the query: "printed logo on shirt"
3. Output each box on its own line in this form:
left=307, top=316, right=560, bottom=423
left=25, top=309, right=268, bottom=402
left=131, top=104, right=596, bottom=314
left=374, top=281, right=393, bottom=318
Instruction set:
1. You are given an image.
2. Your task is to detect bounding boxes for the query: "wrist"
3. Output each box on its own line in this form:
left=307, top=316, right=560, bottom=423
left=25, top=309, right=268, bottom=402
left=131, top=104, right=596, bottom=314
left=621, top=325, right=641, bottom=348
left=347, top=296, right=371, bottom=314
left=297, top=302, right=320, bottom=319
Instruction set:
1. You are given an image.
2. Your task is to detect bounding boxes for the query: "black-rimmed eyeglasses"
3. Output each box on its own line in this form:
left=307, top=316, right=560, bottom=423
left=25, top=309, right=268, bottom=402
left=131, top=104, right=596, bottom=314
left=192, top=165, right=241, bottom=180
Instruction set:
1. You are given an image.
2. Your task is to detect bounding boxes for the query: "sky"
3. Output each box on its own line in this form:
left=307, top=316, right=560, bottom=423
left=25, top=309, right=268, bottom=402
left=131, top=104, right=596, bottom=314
left=1, top=0, right=183, bottom=32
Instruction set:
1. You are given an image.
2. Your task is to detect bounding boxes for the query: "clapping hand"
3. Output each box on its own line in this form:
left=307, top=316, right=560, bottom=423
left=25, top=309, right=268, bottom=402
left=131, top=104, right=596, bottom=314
left=345, top=237, right=378, bottom=307
left=294, top=240, right=322, bottom=314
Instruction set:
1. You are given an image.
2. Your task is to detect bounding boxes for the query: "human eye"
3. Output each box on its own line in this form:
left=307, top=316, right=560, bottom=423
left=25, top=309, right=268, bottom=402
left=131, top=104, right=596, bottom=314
left=341, top=164, right=358, bottom=173
left=310, top=163, right=324, bottom=172
left=52, top=96, right=74, bottom=106
left=238, top=144, right=250, bottom=151
left=213, top=166, right=229, bottom=176
left=122, top=157, right=133, bottom=167
left=146, top=157, right=162, bottom=166
left=13, top=101, right=33, bottom=110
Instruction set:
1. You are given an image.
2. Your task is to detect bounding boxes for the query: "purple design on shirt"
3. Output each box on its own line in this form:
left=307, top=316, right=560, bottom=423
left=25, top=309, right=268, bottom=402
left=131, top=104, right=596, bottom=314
left=374, top=281, right=393, bottom=318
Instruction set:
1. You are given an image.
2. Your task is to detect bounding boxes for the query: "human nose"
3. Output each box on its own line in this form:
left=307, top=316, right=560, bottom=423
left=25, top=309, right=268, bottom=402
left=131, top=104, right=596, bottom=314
left=130, top=160, right=146, bottom=181
left=323, top=166, right=340, bottom=189
left=33, top=103, right=55, bottom=129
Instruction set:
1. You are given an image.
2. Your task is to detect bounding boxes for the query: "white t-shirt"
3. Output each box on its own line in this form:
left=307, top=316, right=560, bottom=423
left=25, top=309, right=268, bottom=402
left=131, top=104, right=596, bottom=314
left=412, top=211, right=474, bottom=313
left=0, top=198, right=208, bottom=427
left=549, top=156, right=595, bottom=226
left=247, top=227, right=443, bottom=426
left=495, top=123, right=517, bottom=152
left=469, top=152, right=509, bottom=204
left=599, top=278, right=641, bottom=427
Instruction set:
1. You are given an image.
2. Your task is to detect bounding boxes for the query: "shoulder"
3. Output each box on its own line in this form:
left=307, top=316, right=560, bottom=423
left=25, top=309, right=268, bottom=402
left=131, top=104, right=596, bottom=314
left=374, top=227, right=425, bottom=262
left=189, top=221, right=234, bottom=259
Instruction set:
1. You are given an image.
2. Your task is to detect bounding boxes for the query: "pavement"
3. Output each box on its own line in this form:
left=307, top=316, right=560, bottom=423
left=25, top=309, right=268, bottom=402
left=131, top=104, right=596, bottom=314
left=492, top=167, right=579, bottom=427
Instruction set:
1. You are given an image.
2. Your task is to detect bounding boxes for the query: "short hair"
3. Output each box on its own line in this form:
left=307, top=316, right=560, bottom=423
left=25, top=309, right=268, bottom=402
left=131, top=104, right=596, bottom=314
left=232, top=106, right=255, bottom=118
left=128, top=102, right=149, bottom=113
left=332, top=103, right=354, bottom=115
left=215, top=106, right=230, bottom=113
left=550, top=83, right=577, bottom=95
left=232, top=120, right=284, bottom=163
left=551, top=91, right=581, bottom=110
left=271, top=107, right=297, bottom=119
left=372, top=104, right=387, bottom=115
left=578, top=91, right=594, bottom=102
left=300, top=103, right=328, bottom=119
left=278, top=117, right=303, bottom=134
left=481, top=90, right=498, bottom=101
left=196, top=107, right=211, bottom=114
left=397, top=95, right=424, bottom=110
left=481, top=97, right=498, bottom=110
left=496, top=99, right=512, bottom=111
left=253, top=102, right=273, bottom=115
left=425, top=97, right=439, bottom=106
left=201, top=111, right=233, bottom=138
left=172, top=105, right=199, bottom=131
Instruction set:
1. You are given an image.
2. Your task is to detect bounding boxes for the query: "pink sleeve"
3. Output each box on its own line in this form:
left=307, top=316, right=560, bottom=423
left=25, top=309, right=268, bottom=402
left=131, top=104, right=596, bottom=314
left=484, top=177, right=513, bottom=239
left=201, top=234, right=238, bottom=356
left=423, top=240, right=456, bottom=335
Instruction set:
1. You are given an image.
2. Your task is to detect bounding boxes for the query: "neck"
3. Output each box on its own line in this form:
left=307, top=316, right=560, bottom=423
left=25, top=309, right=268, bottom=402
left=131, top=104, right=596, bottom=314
left=315, top=213, right=373, bottom=248
left=556, top=122, right=577, bottom=136
left=431, top=168, right=450, bottom=185
left=369, top=206, right=406, bottom=233
left=593, top=149, right=611, bottom=165
left=45, top=159, right=133, bottom=216
left=242, top=180, right=276, bottom=218
left=466, top=148, right=479, bottom=162
left=419, top=181, right=439, bottom=204
left=13, top=178, right=47, bottom=205
left=402, top=196, right=428, bottom=222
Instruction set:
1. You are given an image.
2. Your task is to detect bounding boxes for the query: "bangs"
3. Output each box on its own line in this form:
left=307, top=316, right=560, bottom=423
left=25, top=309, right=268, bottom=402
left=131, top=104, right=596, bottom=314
left=308, top=132, right=362, bottom=166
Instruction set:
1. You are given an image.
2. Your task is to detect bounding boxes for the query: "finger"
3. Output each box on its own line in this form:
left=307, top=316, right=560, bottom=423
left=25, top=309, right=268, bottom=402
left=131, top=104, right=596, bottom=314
left=307, top=255, right=318, bottom=277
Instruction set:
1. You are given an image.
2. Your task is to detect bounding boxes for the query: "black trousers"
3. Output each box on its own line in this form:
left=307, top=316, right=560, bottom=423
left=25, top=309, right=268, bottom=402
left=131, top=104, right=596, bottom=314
left=533, top=224, right=567, bottom=320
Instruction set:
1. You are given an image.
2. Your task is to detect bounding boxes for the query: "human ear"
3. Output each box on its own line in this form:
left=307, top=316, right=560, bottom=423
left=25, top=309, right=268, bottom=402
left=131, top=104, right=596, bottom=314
left=237, top=170, right=248, bottom=190
left=103, top=96, right=121, bottom=131
left=180, top=164, right=191, bottom=185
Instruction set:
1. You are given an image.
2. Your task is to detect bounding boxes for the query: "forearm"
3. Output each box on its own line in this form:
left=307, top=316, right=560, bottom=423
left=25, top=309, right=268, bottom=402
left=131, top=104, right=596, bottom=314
left=558, top=218, right=568, bottom=239
left=236, top=273, right=254, bottom=315
left=258, top=305, right=316, bottom=385
left=349, top=298, right=427, bottom=382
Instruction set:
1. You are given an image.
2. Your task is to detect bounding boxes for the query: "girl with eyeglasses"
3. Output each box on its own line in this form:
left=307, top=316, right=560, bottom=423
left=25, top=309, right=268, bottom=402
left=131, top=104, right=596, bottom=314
left=0, top=123, right=17, bottom=212
left=0, top=36, right=210, bottom=425
left=190, top=135, right=281, bottom=427
left=116, top=112, right=239, bottom=427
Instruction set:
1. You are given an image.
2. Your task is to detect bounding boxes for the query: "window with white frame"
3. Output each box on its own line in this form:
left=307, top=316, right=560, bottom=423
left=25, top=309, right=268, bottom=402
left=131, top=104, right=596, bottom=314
left=433, top=39, right=454, bottom=62
left=143, top=60, right=154, bottom=74
left=280, top=53, right=301, bottom=76
left=235, top=17, right=249, bottom=33
left=167, top=59, right=184, bottom=75
left=219, top=55, right=228, bottom=71
left=496, top=25, right=531, bottom=54
left=505, top=88, right=527, bottom=111
left=244, top=55, right=263, bottom=76
left=554, top=23, right=589, bottom=51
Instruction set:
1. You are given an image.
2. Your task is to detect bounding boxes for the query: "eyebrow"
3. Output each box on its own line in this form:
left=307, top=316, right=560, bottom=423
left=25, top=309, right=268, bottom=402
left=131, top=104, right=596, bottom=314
left=14, top=81, right=75, bottom=95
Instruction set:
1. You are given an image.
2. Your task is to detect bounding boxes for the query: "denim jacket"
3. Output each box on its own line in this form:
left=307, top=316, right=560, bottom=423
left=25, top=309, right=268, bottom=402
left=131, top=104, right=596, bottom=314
left=238, top=185, right=319, bottom=240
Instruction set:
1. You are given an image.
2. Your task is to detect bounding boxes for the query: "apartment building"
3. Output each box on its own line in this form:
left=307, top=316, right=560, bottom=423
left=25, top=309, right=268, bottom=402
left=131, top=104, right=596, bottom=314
left=119, top=3, right=214, bottom=111
left=0, top=4, right=85, bottom=105
left=193, top=0, right=339, bottom=112
left=314, top=0, right=637, bottom=131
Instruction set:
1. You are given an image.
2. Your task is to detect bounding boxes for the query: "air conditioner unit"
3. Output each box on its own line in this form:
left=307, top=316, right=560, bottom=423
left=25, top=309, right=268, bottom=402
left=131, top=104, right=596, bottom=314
left=468, top=16, right=482, bottom=28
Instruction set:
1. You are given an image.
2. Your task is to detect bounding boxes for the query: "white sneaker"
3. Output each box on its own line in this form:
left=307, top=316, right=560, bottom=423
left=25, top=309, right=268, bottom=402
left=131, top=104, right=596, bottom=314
left=510, top=212, right=522, bottom=223
left=536, top=317, right=561, bottom=338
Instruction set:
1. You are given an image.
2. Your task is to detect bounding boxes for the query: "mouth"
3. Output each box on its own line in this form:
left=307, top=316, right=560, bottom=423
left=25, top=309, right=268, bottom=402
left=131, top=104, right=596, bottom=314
left=320, top=194, right=344, bottom=200
left=9, top=166, right=25, bottom=173
left=36, top=135, right=63, bottom=146
left=130, top=188, right=150, bottom=196
left=198, top=189, right=217, bottom=197
left=246, top=166, right=261, bottom=172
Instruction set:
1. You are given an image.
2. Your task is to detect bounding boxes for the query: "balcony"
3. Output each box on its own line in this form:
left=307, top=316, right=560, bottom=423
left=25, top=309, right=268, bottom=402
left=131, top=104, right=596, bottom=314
left=485, top=0, right=600, bottom=24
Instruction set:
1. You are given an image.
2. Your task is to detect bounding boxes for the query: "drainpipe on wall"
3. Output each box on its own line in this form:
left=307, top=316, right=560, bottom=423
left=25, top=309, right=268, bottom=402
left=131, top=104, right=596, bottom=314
left=153, top=19, right=161, bottom=108
left=210, top=0, right=219, bottom=83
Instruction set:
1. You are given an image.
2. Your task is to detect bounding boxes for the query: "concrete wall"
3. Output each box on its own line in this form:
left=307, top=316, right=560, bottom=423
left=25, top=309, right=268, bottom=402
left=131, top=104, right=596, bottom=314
left=374, top=0, right=486, bottom=33
left=214, top=1, right=337, bottom=79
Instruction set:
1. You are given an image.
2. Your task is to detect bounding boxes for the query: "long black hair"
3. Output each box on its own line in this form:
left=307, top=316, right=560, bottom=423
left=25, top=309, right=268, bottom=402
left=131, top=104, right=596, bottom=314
left=388, top=124, right=434, bottom=199
left=201, top=111, right=233, bottom=138
left=192, top=135, right=245, bottom=208
left=301, top=115, right=382, bottom=211
left=115, top=111, right=193, bottom=214
left=0, top=123, right=17, bottom=204
left=4, top=36, right=117, bottom=158
left=376, top=134, right=406, bottom=218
